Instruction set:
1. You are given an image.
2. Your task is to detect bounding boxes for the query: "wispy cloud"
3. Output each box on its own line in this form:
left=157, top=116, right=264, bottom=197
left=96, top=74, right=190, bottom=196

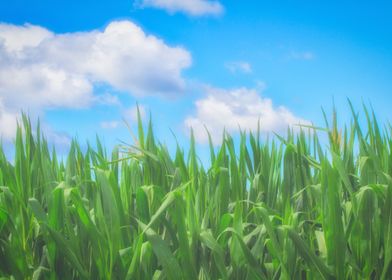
left=289, top=51, right=315, bottom=60
left=42, top=125, right=72, bottom=151
left=225, top=61, right=252, bottom=74
left=184, top=86, right=310, bottom=143
left=94, top=93, right=121, bottom=106
left=138, top=0, right=223, bottom=16
left=100, top=121, right=120, bottom=129
left=99, top=105, right=146, bottom=132
left=123, top=105, right=147, bottom=123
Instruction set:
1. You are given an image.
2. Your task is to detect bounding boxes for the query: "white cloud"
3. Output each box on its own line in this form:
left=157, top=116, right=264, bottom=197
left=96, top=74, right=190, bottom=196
left=139, top=0, right=223, bottom=16
left=94, top=93, right=121, bottom=106
left=0, top=101, right=19, bottom=140
left=289, top=51, right=315, bottom=60
left=0, top=21, right=191, bottom=140
left=225, top=61, right=252, bottom=74
left=100, top=121, right=120, bottom=129
left=0, top=23, right=53, bottom=52
left=0, top=64, right=93, bottom=110
left=184, top=86, right=310, bottom=143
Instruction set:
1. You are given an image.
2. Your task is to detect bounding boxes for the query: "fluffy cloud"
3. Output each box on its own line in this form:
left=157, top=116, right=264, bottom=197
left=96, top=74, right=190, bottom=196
left=0, top=64, right=93, bottom=110
left=139, top=0, right=223, bottom=16
left=225, top=61, right=252, bottom=74
left=100, top=121, right=120, bottom=129
left=0, top=21, right=191, bottom=140
left=0, top=23, right=53, bottom=52
left=185, top=87, right=310, bottom=143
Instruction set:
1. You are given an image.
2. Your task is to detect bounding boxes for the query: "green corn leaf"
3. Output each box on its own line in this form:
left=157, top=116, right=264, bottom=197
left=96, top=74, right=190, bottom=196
left=138, top=220, right=183, bottom=279
left=285, top=226, right=334, bottom=280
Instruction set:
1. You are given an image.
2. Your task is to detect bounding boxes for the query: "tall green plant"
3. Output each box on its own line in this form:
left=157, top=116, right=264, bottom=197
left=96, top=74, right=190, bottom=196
left=0, top=105, right=391, bottom=279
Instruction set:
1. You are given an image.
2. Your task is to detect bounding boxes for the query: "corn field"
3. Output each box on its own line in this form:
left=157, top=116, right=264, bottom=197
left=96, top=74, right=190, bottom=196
left=1, top=104, right=392, bottom=279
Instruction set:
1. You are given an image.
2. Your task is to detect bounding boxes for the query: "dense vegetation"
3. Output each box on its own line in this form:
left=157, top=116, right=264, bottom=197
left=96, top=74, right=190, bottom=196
left=1, top=105, right=392, bottom=279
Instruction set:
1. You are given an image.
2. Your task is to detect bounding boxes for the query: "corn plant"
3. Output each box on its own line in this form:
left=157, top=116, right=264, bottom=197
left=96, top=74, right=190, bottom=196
left=0, top=104, right=392, bottom=279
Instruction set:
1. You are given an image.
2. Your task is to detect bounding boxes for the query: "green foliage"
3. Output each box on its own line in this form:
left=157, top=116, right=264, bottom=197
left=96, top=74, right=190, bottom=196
left=1, top=107, right=392, bottom=279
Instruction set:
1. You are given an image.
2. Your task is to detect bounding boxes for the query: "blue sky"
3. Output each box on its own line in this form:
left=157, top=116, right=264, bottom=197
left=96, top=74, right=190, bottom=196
left=1, top=0, right=392, bottom=156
